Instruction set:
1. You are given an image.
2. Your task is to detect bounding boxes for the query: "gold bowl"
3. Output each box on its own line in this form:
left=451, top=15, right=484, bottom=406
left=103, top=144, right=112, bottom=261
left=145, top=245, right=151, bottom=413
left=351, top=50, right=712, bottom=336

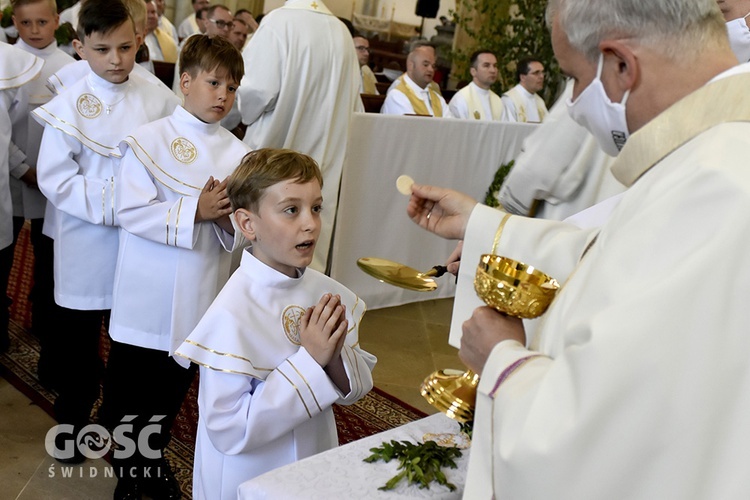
left=474, top=255, right=560, bottom=318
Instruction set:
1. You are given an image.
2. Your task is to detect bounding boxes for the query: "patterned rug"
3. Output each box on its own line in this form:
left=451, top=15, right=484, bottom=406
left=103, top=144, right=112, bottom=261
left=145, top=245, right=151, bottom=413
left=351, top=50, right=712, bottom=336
left=1, top=224, right=427, bottom=498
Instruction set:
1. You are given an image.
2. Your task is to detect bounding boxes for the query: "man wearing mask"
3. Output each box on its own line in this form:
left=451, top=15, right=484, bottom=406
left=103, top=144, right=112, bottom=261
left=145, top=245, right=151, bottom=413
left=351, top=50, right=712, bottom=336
left=719, top=0, right=750, bottom=61
left=405, top=0, right=750, bottom=498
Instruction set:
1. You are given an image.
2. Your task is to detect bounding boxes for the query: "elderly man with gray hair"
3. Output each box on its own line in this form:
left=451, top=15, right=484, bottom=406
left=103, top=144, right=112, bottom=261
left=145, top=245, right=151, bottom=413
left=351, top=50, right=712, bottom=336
left=404, top=0, right=750, bottom=498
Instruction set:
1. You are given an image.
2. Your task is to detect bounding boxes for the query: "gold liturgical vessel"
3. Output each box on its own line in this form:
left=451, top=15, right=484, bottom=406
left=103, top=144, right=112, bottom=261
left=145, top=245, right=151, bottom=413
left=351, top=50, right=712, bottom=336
left=420, top=254, right=559, bottom=422
left=357, top=218, right=559, bottom=423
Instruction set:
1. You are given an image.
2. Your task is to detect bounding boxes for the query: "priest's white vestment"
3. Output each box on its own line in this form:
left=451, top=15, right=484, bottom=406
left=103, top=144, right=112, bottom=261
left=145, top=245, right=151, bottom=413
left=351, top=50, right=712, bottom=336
left=0, top=43, right=42, bottom=250
left=10, top=39, right=74, bottom=220
left=238, top=0, right=363, bottom=272
left=32, top=71, right=179, bottom=310
left=110, top=106, right=250, bottom=355
left=461, top=66, right=750, bottom=499
left=176, top=249, right=376, bottom=500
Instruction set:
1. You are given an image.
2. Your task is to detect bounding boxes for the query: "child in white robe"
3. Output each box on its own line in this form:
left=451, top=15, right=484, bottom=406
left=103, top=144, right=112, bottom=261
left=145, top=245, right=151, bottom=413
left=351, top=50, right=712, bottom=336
left=100, top=34, right=250, bottom=499
left=8, top=0, right=75, bottom=382
left=176, top=149, right=377, bottom=500
left=31, top=0, right=178, bottom=465
left=0, top=42, right=43, bottom=353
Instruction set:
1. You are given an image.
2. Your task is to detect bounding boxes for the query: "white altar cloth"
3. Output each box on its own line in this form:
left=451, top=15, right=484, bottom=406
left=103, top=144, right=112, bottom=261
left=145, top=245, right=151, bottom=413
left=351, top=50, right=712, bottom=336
left=329, top=113, right=537, bottom=309
left=237, top=413, right=469, bottom=499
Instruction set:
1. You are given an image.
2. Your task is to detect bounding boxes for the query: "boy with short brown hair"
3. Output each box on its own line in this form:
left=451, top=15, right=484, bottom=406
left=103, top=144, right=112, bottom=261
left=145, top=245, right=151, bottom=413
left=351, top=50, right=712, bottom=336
left=100, top=34, right=250, bottom=499
left=176, top=148, right=376, bottom=499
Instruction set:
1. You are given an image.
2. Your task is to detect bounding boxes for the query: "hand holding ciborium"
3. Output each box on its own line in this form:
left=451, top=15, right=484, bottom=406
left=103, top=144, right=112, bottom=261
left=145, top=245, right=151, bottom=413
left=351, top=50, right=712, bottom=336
left=420, top=246, right=560, bottom=422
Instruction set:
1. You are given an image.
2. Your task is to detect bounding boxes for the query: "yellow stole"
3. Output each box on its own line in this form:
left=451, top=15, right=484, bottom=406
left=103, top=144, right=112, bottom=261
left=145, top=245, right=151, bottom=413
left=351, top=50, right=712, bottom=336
left=154, top=27, right=178, bottom=64
left=464, top=84, right=504, bottom=120
left=361, top=65, right=378, bottom=95
left=504, top=86, right=547, bottom=123
left=395, top=75, right=443, bottom=117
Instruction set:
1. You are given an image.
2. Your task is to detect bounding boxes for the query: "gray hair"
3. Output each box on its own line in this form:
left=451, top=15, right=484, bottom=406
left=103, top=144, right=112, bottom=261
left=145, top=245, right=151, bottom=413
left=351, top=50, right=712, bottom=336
left=546, top=0, right=727, bottom=61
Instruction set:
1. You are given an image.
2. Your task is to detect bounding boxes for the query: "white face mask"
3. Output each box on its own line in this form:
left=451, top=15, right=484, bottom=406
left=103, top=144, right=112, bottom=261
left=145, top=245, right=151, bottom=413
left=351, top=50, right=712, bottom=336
left=726, top=13, right=750, bottom=63
left=566, top=54, right=630, bottom=157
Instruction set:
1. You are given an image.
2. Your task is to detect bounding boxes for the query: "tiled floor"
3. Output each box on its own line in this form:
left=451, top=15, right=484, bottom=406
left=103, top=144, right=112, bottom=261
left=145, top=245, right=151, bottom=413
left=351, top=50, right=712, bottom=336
left=0, top=298, right=461, bottom=499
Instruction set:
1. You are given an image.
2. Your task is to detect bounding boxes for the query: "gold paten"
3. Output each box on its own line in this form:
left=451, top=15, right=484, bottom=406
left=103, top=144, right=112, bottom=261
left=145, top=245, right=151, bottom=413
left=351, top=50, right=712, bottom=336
left=356, top=257, right=442, bottom=292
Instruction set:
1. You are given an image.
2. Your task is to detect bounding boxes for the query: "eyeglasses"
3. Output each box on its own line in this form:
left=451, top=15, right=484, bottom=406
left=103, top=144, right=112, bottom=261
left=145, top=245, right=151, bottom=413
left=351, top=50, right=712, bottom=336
left=208, top=19, right=233, bottom=29
left=355, top=46, right=371, bottom=53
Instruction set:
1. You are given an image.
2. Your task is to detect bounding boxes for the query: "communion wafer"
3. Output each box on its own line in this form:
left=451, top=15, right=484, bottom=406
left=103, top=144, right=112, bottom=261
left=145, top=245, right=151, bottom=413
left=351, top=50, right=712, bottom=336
left=396, top=175, right=415, bottom=195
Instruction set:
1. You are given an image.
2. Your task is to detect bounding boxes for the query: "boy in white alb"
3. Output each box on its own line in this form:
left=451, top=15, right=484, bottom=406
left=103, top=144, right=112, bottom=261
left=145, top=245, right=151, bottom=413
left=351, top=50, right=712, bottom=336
left=31, top=0, right=179, bottom=464
left=8, top=0, right=74, bottom=380
left=176, top=149, right=377, bottom=500
left=0, top=42, right=42, bottom=353
left=100, top=34, right=250, bottom=499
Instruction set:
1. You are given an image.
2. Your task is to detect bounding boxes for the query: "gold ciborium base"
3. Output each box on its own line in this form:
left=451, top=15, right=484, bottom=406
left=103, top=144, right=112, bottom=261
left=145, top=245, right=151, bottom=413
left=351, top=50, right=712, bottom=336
left=421, top=255, right=559, bottom=421
left=420, top=368, right=479, bottom=423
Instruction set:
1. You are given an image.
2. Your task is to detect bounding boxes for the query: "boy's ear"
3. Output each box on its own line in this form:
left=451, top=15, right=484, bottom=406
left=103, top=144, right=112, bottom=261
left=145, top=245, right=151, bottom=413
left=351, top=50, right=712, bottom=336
left=233, top=208, right=257, bottom=241
left=179, top=71, right=192, bottom=96
left=72, top=39, right=86, bottom=60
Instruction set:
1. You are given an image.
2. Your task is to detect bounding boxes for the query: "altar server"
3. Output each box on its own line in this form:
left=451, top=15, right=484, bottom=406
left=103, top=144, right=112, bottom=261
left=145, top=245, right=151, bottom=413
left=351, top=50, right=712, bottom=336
left=99, top=34, right=249, bottom=499
left=176, top=149, right=376, bottom=500
left=31, top=0, right=178, bottom=464
left=0, top=42, right=42, bottom=353
left=406, top=0, right=750, bottom=498
left=238, top=0, right=363, bottom=272
left=8, top=0, right=74, bottom=378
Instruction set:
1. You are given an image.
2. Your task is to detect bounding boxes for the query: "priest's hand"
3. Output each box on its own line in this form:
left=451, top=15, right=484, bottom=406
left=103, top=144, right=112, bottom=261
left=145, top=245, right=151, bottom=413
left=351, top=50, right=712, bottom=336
left=407, top=184, right=477, bottom=240
left=196, top=176, right=232, bottom=222
left=460, top=306, right=525, bottom=374
left=445, top=241, right=463, bottom=276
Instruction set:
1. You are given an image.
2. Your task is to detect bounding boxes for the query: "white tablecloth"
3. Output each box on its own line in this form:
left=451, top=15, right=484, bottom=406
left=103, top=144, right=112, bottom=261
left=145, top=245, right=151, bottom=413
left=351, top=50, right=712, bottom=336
left=238, top=413, right=470, bottom=499
left=329, top=113, right=538, bottom=309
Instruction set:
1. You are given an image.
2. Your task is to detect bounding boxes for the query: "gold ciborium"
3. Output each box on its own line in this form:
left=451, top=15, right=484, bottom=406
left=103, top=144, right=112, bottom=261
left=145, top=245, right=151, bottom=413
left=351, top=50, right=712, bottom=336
left=420, top=255, right=560, bottom=422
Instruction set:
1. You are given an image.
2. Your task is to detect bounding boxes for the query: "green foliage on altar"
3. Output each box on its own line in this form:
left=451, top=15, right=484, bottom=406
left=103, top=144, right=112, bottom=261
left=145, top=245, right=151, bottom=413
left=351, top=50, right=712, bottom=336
left=451, top=0, right=563, bottom=107
left=484, top=160, right=514, bottom=208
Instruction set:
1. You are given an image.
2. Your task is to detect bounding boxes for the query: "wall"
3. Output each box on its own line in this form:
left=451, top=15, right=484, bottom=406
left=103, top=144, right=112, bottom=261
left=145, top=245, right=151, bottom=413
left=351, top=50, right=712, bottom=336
left=262, top=0, right=455, bottom=40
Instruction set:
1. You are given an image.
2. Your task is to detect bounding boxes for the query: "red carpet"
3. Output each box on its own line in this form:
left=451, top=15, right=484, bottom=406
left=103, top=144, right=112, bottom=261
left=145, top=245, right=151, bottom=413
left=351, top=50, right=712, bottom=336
left=1, top=223, right=426, bottom=498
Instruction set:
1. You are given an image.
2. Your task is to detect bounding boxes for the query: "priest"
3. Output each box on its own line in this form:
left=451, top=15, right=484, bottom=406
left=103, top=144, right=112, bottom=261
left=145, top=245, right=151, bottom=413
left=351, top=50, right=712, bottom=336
left=238, top=0, right=363, bottom=272
left=406, top=0, right=750, bottom=497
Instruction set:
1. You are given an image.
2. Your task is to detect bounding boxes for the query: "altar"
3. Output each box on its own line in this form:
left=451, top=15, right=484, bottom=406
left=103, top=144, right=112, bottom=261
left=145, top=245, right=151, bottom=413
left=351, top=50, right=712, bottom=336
left=238, top=413, right=469, bottom=499
left=329, top=113, right=538, bottom=309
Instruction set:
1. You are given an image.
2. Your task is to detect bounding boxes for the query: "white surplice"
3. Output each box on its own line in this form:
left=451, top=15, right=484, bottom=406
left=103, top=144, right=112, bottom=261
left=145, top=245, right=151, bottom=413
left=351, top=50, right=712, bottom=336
left=238, top=0, right=363, bottom=272
left=0, top=42, right=42, bottom=250
left=502, top=83, right=548, bottom=123
left=448, top=82, right=505, bottom=121
left=110, top=106, right=250, bottom=355
left=497, top=80, right=623, bottom=221
left=460, top=65, right=750, bottom=499
left=32, top=71, right=179, bottom=310
left=176, top=249, right=376, bottom=500
left=47, top=59, right=168, bottom=96
left=10, top=39, right=75, bottom=220
left=380, top=73, right=452, bottom=117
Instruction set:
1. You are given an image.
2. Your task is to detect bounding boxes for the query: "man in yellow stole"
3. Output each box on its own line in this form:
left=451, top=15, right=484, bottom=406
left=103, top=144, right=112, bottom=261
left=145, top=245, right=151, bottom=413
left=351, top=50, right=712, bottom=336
left=448, top=49, right=506, bottom=121
left=502, top=56, right=549, bottom=123
left=405, top=0, right=750, bottom=497
left=381, top=42, right=452, bottom=117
